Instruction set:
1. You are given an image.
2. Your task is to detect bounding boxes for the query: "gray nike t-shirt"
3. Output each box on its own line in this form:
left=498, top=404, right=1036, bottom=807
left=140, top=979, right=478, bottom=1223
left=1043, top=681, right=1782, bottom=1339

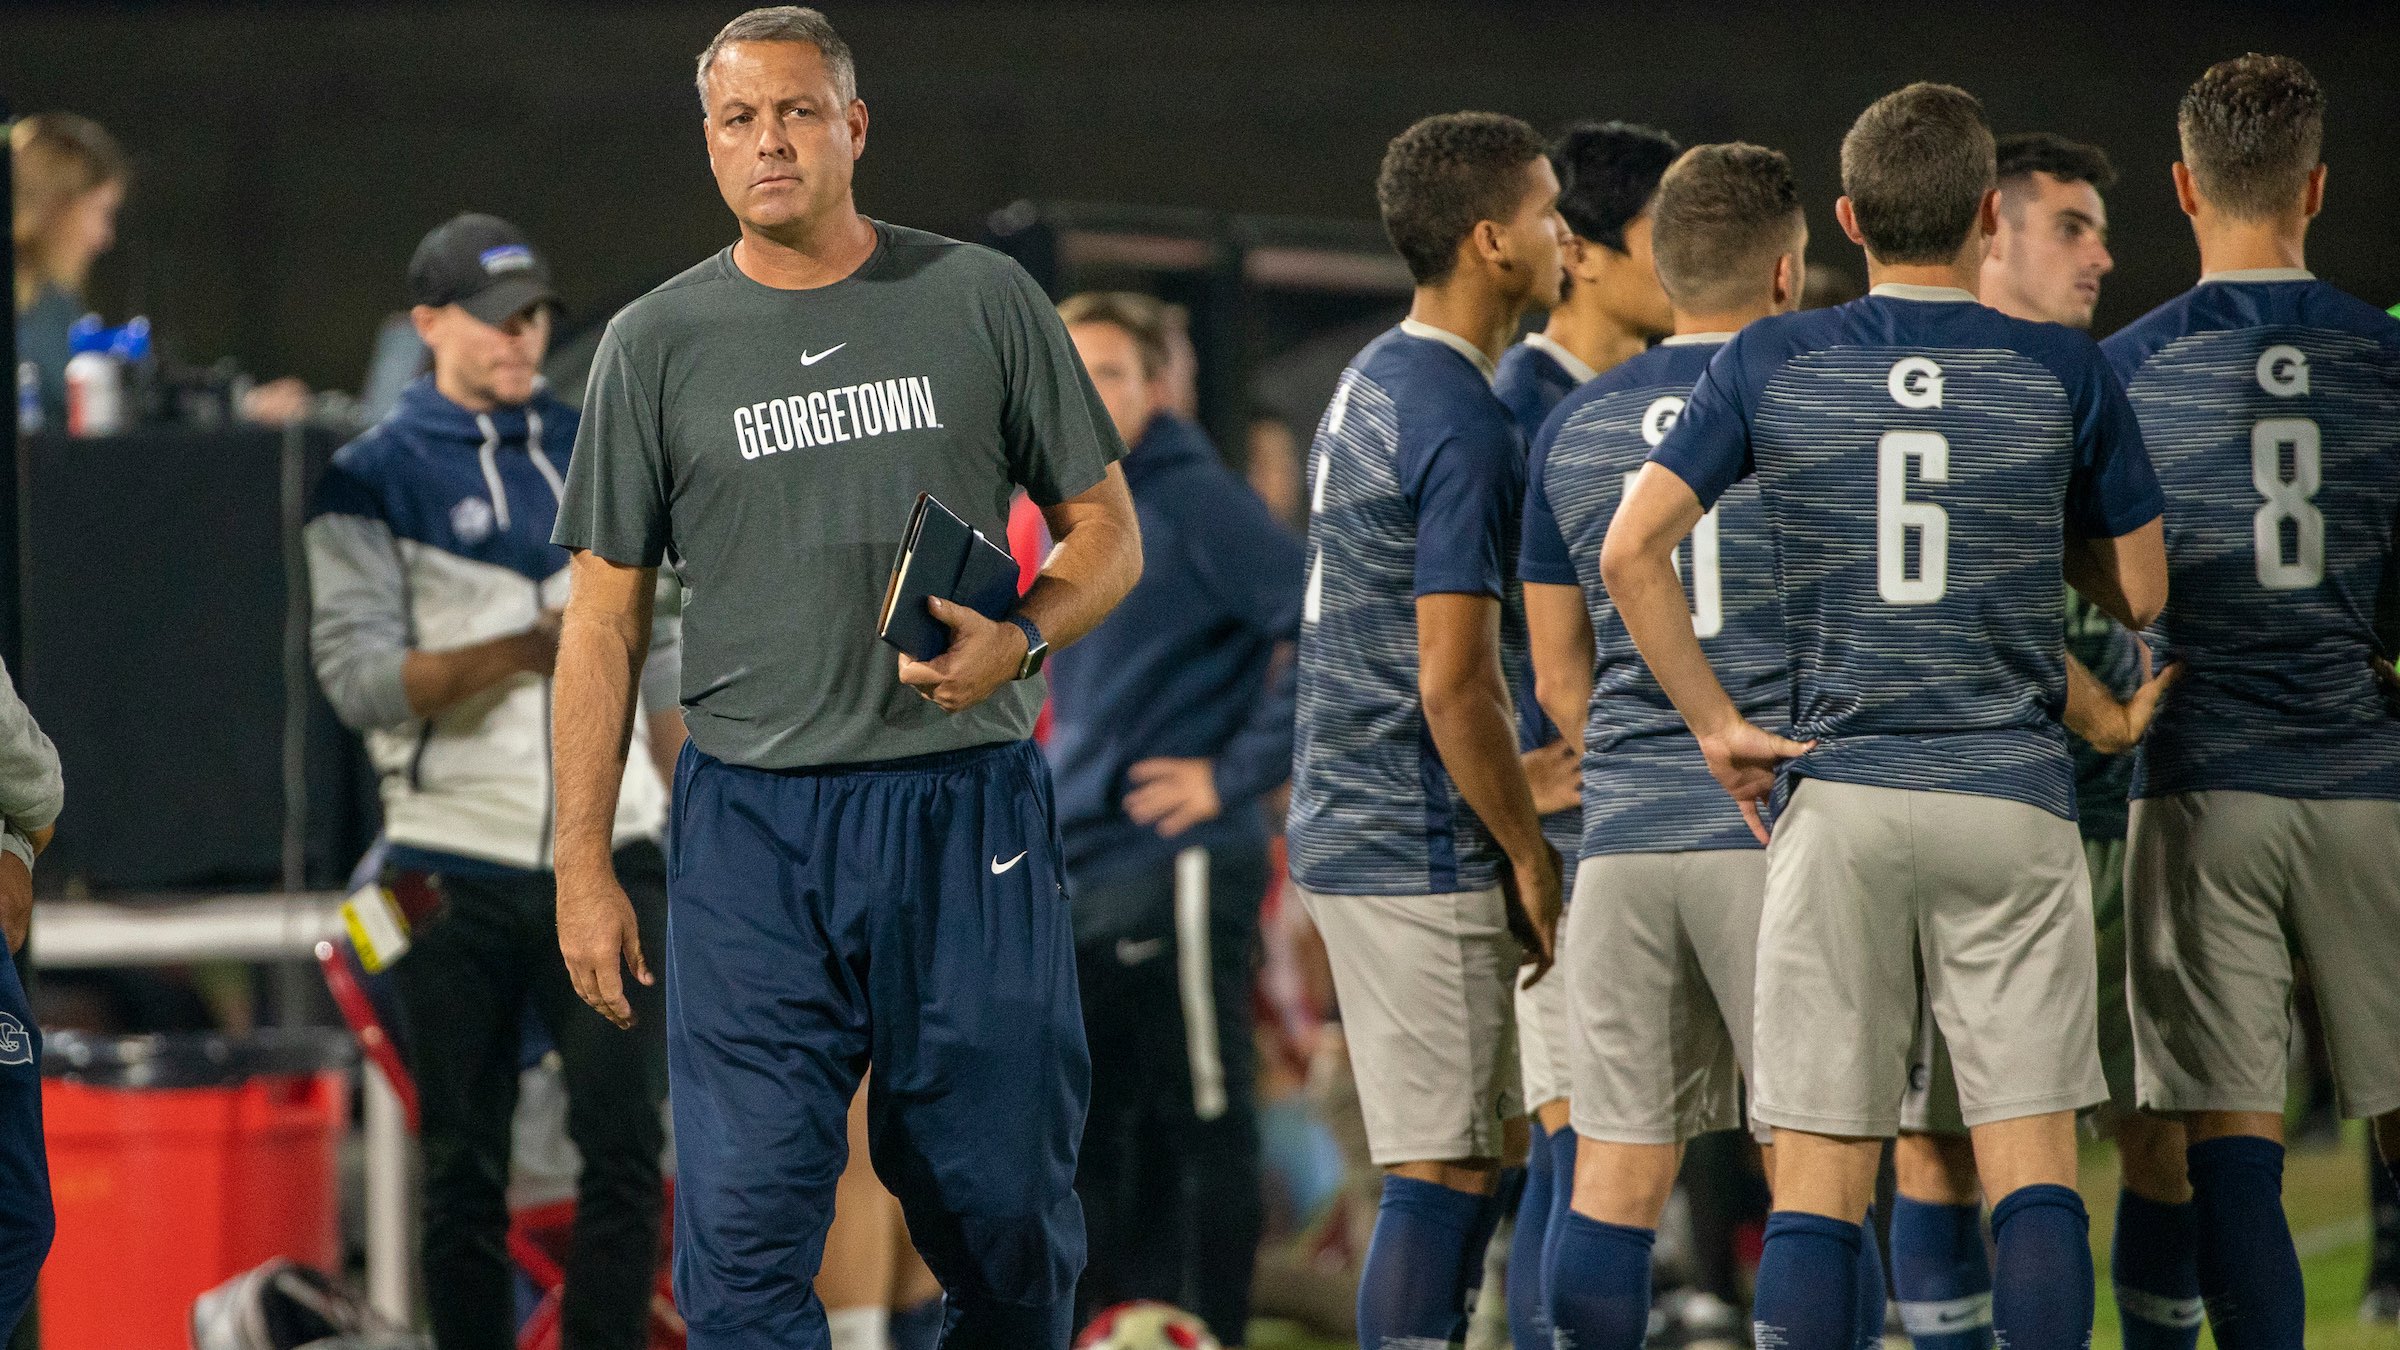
left=554, top=221, right=1124, bottom=769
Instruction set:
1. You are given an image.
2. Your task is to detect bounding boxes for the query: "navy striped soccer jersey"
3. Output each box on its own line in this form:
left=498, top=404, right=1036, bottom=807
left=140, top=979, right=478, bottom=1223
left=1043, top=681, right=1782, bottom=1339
left=1521, top=335, right=1787, bottom=858
left=2102, top=270, right=2400, bottom=802
left=1651, top=285, right=2165, bottom=820
left=1497, top=335, right=1601, bottom=860
left=1289, top=321, right=1530, bottom=895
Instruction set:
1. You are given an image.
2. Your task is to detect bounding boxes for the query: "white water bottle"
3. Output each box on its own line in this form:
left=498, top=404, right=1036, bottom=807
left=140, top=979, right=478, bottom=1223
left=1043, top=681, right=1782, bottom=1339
left=65, top=349, right=124, bottom=437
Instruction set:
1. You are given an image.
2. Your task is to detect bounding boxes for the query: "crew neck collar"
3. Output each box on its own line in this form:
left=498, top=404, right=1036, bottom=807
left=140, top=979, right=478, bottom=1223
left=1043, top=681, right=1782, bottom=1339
left=1400, top=318, right=1498, bottom=383
left=1870, top=283, right=1978, bottom=304
left=1522, top=332, right=1598, bottom=384
left=2200, top=267, right=2315, bottom=285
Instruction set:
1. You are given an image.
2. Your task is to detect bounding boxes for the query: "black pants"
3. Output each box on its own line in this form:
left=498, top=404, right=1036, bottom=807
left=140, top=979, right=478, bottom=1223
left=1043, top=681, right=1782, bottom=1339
left=1070, top=843, right=1266, bottom=1345
left=389, top=844, right=669, bottom=1350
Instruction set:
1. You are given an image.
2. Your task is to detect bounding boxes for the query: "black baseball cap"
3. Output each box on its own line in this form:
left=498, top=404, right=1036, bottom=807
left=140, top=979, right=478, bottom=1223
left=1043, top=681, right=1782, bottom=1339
left=408, top=213, right=559, bottom=325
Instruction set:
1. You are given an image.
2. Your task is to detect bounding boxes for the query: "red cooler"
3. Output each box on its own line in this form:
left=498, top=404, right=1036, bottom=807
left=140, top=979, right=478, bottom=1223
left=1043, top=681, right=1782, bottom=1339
left=37, top=1029, right=352, bottom=1349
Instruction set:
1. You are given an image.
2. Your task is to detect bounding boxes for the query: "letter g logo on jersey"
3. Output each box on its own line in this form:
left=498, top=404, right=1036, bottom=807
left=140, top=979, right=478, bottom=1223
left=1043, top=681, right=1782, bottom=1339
left=0, top=1014, right=29, bottom=1066
left=1640, top=395, right=1687, bottom=448
left=1888, top=356, right=1945, bottom=410
left=2256, top=344, right=2309, bottom=397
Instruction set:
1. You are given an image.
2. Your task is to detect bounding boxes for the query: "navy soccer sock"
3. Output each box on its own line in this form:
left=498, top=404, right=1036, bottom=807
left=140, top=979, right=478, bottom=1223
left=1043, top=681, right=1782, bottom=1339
left=2187, top=1136, right=2305, bottom=1350
left=1989, top=1184, right=2094, bottom=1350
left=1359, top=1174, right=1488, bottom=1349
left=1541, top=1126, right=1579, bottom=1319
left=1506, top=1124, right=1555, bottom=1350
left=1889, top=1196, right=1993, bottom=1349
left=1754, top=1211, right=1862, bottom=1350
left=1545, top=1211, right=1653, bottom=1350
left=2111, top=1188, right=2202, bottom=1350
left=1857, top=1205, right=1891, bottom=1349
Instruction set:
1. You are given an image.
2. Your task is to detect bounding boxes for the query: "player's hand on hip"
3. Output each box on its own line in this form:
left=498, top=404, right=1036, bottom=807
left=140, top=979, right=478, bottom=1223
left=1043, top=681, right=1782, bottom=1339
left=1502, top=841, right=1564, bottom=986
left=1698, top=718, right=1813, bottom=845
left=896, top=596, right=1027, bottom=713
left=1124, top=756, right=1221, bottom=837
left=2109, top=660, right=2185, bottom=752
left=556, top=871, right=651, bottom=1029
left=1521, top=739, right=1581, bottom=816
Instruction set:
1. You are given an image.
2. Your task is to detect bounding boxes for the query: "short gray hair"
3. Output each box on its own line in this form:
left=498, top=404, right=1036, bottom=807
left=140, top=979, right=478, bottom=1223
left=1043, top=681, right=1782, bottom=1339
left=695, top=7, right=857, bottom=111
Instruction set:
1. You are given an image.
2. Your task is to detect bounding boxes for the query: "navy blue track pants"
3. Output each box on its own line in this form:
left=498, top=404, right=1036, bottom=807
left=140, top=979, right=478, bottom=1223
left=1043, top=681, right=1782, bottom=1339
left=666, top=739, right=1089, bottom=1348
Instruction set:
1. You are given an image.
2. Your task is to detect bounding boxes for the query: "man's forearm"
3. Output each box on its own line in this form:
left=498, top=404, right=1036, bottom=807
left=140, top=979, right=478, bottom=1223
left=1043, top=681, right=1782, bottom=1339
left=1527, top=585, right=1595, bottom=754
left=403, top=633, right=542, bottom=719
left=1018, top=507, right=1141, bottom=651
left=1607, top=552, right=1738, bottom=738
left=1423, top=680, right=1548, bottom=864
left=552, top=609, right=648, bottom=880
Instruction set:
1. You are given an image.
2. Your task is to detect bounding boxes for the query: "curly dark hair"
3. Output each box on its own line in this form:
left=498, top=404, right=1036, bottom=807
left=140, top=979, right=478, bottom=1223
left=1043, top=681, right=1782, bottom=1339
left=1553, top=121, right=1681, bottom=253
left=2179, top=54, right=2325, bottom=220
left=1840, top=83, right=1996, bottom=266
left=1996, top=132, right=2116, bottom=192
left=1377, top=112, right=1548, bottom=285
left=1651, top=143, right=1804, bottom=312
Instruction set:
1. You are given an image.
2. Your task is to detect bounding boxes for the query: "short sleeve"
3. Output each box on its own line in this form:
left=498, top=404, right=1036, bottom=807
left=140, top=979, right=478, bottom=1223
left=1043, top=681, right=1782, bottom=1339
left=1648, top=344, right=1754, bottom=509
left=1517, top=425, right=1577, bottom=586
left=2064, top=349, right=2165, bottom=539
left=554, top=321, right=672, bottom=567
left=993, top=263, right=1126, bottom=506
left=1407, top=407, right=1524, bottom=599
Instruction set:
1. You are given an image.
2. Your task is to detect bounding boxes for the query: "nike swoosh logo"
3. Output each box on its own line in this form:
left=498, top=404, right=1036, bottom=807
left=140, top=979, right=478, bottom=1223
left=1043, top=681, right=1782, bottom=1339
left=990, top=851, right=1027, bottom=875
left=1116, top=937, right=1165, bottom=965
left=800, top=343, right=845, bottom=366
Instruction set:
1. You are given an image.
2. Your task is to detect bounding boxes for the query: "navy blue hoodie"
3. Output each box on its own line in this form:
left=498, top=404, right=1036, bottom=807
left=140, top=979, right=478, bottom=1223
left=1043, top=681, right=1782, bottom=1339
left=1046, top=414, right=1305, bottom=886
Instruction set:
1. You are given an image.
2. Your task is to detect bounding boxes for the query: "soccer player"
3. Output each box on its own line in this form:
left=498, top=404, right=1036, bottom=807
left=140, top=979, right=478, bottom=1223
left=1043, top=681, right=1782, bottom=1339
left=1287, top=110, right=1567, bottom=1350
left=1494, top=122, right=1680, bottom=436
left=1892, top=131, right=2203, bottom=1350
left=1602, top=84, right=2168, bottom=1350
left=1520, top=141, right=1817, bottom=1350
left=2108, top=54, right=2400, bottom=1349
left=1488, top=117, right=1678, bottom=1350
left=548, top=9, right=1144, bottom=1348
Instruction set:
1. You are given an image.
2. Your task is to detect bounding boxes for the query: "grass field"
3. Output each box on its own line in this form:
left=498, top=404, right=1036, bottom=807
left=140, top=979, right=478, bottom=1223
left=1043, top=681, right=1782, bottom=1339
left=1249, top=1128, right=2398, bottom=1350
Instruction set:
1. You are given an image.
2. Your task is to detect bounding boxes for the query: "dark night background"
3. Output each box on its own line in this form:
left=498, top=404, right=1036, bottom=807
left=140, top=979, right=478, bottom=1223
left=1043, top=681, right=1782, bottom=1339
left=8, top=0, right=2400, bottom=395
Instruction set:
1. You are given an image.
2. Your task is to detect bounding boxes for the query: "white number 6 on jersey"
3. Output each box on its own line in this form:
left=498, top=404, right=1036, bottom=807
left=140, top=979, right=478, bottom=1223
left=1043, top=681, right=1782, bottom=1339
left=1876, top=431, right=1950, bottom=605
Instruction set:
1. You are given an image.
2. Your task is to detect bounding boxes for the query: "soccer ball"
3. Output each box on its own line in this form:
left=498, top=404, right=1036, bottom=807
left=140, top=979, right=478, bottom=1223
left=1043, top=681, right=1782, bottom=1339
left=1074, top=1300, right=1222, bottom=1350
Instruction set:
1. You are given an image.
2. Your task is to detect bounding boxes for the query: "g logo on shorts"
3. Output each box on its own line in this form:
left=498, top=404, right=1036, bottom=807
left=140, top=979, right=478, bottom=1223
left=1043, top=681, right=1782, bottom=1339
left=0, top=1014, right=29, bottom=1067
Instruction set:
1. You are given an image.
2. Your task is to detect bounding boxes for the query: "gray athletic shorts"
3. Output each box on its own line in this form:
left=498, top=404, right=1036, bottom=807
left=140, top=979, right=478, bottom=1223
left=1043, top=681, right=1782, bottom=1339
left=1752, top=779, right=2107, bottom=1137
left=1566, top=849, right=1767, bottom=1145
left=1901, top=836, right=2136, bottom=1134
left=2128, top=791, right=2400, bottom=1120
left=1516, top=938, right=1571, bottom=1114
left=1300, top=885, right=1522, bottom=1165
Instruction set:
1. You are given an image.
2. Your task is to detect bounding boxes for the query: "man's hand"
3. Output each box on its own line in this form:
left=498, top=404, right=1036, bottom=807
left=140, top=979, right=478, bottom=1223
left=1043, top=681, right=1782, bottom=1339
left=1502, top=842, right=1565, bottom=986
left=27, top=826, right=52, bottom=857
left=516, top=608, right=565, bottom=676
left=557, top=870, right=651, bottom=1029
left=1696, top=718, right=1814, bottom=845
left=897, top=597, right=1027, bottom=713
left=2088, top=661, right=2184, bottom=755
left=1521, top=740, right=1580, bottom=817
left=0, top=854, right=28, bottom=953
left=1124, top=757, right=1221, bottom=838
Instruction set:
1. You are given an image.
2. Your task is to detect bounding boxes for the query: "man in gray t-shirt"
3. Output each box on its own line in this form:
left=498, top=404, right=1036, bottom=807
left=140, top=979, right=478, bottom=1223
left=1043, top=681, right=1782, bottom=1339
left=548, top=10, right=1141, bottom=1347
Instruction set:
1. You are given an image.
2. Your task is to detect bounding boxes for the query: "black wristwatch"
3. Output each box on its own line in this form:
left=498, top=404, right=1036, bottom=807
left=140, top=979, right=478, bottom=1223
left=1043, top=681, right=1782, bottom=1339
left=1007, top=613, right=1050, bottom=680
